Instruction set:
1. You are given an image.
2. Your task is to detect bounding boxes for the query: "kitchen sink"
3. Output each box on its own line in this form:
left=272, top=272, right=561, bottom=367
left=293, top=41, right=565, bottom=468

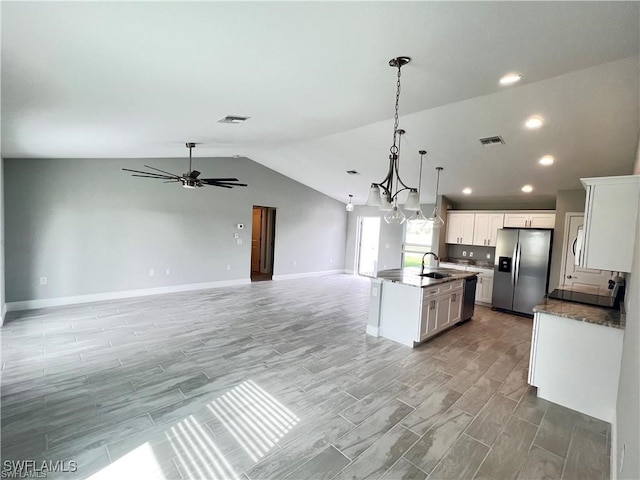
left=420, top=272, right=452, bottom=279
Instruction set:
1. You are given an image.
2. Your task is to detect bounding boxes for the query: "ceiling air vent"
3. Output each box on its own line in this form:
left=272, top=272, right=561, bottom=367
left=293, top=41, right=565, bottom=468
left=218, top=115, right=250, bottom=124
left=346, top=170, right=360, bottom=175
left=479, top=135, right=505, bottom=146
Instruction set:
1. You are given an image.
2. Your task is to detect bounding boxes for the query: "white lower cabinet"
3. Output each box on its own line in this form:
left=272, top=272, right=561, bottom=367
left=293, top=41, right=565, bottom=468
left=419, top=281, right=463, bottom=342
left=475, top=272, right=493, bottom=304
left=528, top=312, right=623, bottom=422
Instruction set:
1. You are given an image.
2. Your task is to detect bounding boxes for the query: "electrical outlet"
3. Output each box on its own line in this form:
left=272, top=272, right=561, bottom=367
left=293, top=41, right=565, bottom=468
left=293, top=260, right=297, bottom=266
left=226, top=264, right=231, bottom=271
left=462, top=251, right=467, bottom=257
left=469, top=252, right=474, bottom=258
left=234, top=233, right=239, bottom=239
left=165, top=269, right=171, bottom=276
left=385, top=244, right=390, bottom=249
left=236, top=238, right=242, bottom=245
left=486, top=254, right=491, bottom=259
left=329, top=258, right=333, bottom=264
left=149, top=269, right=155, bottom=277
left=39, top=277, right=47, bottom=285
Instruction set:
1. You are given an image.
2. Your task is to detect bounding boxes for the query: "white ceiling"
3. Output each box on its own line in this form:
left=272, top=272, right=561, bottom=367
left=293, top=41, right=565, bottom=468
left=2, top=1, right=639, bottom=207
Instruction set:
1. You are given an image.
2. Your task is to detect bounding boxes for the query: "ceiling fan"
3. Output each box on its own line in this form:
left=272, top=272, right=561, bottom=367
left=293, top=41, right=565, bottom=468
left=122, top=143, right=248, bottom=189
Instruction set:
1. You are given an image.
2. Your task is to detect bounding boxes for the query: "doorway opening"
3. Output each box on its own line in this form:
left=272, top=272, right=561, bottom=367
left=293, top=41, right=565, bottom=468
left=356, top=217, right=381, bottom=276
left=251, top=206, right=276, bottom=282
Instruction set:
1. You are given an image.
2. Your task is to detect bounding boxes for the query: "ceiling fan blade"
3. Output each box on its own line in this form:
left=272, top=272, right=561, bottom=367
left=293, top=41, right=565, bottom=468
left=205, top=180, right=248, bottom=188
left=205, top=183, right=233, bottom=189
left=201, top=177, right=240, bottom=182
left=122, top=168, right=172, bottom=178
left=163, top=180, right=181, bottom=183
left=143, top=165, right=182, bottom=179
left=189, top=170, right=201, bottom=179
left=130, top=174, right=176, bottom=180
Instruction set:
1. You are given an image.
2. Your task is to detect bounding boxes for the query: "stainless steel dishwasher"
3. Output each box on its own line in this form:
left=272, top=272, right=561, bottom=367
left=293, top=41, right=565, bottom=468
left=461, top=275, right=477, bottom=322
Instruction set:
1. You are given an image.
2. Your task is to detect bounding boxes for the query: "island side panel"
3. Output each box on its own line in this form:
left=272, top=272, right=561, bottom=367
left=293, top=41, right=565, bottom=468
left=532, top=312, right=623, bottom=423
left=379, top=281, right=422, bottom=348
left=367, top=279, right=384, bottom=337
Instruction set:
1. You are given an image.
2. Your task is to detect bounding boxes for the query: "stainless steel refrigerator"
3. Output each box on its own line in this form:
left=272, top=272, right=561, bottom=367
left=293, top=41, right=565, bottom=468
left=492, top=228, right=552, bottom=315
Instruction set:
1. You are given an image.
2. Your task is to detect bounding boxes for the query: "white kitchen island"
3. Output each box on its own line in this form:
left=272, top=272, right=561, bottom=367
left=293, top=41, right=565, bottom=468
left=367, top=268, right=477, bottom=347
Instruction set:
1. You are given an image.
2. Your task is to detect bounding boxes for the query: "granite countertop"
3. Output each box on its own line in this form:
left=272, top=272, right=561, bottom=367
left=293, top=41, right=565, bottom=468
left=372, top=267, right=477, bottom=288
left=533, top=297, right=625, bottom=329
left=441, top=258, right=494, bottom=269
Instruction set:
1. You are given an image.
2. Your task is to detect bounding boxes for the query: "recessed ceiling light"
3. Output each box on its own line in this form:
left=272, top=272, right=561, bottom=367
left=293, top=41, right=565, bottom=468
left=524, top=116, right=544, bottom=129
left=499, top=73, right=523, bottom=86
left=521, top=185, right=534, bottom=193
left=462, top=187, right=472, bottom=195
left=539, top=155, right=554, bottom=166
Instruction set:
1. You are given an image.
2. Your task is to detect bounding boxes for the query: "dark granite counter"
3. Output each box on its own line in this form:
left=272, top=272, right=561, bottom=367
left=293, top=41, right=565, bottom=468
left=372, top=267, right=477, bottom=288
left=533, top=297, right=625, bottom=329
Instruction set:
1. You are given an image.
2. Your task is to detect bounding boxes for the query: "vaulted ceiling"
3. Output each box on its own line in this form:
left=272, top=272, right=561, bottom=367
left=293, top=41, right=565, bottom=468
left=2, top=1, right=639, bottom=207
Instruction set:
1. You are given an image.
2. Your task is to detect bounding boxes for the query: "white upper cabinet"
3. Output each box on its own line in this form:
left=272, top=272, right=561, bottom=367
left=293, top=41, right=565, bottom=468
left=473, top=213, right=504, bottom=246
left=503, top=212, right=556, bottom=229
left=580, top=175, right=640, bottom=272
left=446, top=213, right=475, bottom=245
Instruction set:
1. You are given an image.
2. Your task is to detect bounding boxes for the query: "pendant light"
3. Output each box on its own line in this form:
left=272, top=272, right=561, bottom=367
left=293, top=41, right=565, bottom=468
left=346, top=194, right=354, bottom=212
left=427, top=167, right=445, bottom=229
left=366, top=57, right=418, bottom=224
left=408, top=150, right=428, bottom=225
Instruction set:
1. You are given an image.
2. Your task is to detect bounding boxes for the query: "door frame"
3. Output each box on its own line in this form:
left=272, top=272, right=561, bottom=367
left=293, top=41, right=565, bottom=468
left=251, top=206, right=276, bottom=280
left=355, top=216, right=381, bottom=276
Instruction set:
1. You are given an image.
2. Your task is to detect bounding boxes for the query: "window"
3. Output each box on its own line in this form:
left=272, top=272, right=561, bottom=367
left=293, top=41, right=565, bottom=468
left=402, top=221, right=434, bottom=268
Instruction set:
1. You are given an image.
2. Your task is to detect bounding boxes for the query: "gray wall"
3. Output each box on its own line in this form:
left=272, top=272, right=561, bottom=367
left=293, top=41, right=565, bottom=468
left=1, top=157, right=5, bottom=320
left=4, top=156, right=346, bottom=302
left=548, top=189, right=587, bottom=291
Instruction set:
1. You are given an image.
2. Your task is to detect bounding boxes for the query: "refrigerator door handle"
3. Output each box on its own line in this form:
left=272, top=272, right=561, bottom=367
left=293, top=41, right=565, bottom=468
left=514, top=242, right=521, bottom=285
left=511, top=242, right=518, bottom=286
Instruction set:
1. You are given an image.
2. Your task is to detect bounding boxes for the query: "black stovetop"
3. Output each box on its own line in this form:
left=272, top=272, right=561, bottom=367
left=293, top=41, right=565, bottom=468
left=548, top=288, right=617, bottom=310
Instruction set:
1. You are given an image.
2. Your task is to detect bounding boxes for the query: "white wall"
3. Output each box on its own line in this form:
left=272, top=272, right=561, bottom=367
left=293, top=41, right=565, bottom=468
left=4, top=156, right=347, bottom=305
left=614, top=141, right=640, bottom=479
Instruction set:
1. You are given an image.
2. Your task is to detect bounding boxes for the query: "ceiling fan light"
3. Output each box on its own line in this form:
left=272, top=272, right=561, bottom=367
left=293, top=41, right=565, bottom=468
left=404, top=189, right=420, bottom=210
left=366, top=184, right=383, bottom=207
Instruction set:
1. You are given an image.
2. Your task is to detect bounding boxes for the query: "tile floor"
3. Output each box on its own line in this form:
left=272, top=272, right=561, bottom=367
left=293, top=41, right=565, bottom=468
left=1, top=275, right=610, bottom=479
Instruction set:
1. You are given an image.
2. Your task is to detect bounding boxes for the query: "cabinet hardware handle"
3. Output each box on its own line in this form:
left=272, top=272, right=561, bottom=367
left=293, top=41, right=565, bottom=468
left=430, top=300, right=436, bottom=310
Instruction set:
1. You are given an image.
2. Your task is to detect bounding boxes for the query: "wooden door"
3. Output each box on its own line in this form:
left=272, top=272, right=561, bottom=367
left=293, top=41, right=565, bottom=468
left=251, top=207, right=262, bottom=273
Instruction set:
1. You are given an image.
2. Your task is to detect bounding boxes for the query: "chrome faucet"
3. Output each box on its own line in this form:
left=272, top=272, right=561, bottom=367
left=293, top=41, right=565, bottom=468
left=420, top=252, right=439, bottom=275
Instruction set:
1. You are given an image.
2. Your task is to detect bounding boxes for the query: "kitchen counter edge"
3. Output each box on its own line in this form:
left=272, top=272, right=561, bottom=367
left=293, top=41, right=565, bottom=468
left=533, top=297, right=625, bottom=330
left=368, top=268, right=477, bottom=289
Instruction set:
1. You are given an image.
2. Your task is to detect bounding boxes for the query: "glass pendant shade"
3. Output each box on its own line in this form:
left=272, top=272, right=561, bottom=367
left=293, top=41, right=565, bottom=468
left=404, top=189, right=420, bottom=210
left=379, top=192, right=393, bottom=211
left=384, top=201, right=406, bottom=224
left=407, top=209, right=428, bottom=226
left=346, top=195, right=354, bottom=212
left=366, top=184, right=382, bottom=207
left=427, top=206, right=445, bottom=229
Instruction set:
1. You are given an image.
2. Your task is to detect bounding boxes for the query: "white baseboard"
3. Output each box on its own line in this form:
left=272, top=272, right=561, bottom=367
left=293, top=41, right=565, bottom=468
left=345, top=269, right=355, bottom=274
left=272, top=269, right=344, bottom=281
left=366, top=325, right=380, bottom=337
left=5, top=278, right=252, bottom=312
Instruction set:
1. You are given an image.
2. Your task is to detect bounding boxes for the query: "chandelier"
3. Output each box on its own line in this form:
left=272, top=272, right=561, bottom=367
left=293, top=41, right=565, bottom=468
left=366, top=57, right=420, bottom=224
